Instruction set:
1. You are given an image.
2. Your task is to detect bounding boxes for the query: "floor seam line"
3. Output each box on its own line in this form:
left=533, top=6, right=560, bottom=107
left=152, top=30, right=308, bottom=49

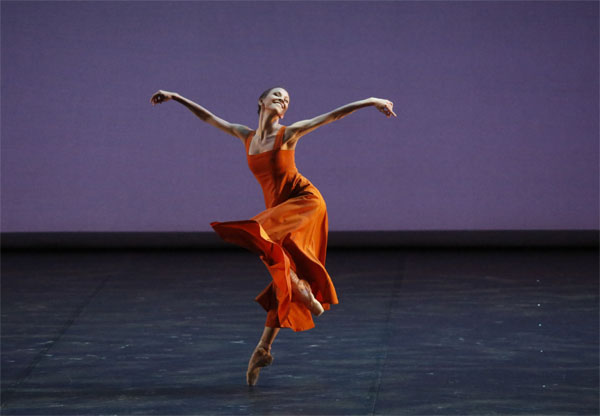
left=1, top=274, right=112, bottom=408
left=369, top=257, right=404, bottom=416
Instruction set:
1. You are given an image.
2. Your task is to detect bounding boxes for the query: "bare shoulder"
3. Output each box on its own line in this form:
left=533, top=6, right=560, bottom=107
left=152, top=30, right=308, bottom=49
left=285, top=120, right=307, bottom=137
left=282, top=124, right=302, bottom=149
left=231, top=124, right=253, bottom=142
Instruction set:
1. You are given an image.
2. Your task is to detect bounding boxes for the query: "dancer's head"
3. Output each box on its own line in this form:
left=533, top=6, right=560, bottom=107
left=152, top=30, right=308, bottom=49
left=258, top=87, right=289, bottom=119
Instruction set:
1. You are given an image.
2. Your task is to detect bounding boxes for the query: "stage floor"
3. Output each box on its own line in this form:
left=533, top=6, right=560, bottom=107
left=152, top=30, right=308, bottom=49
left=1, top=247, right=598, bottom=415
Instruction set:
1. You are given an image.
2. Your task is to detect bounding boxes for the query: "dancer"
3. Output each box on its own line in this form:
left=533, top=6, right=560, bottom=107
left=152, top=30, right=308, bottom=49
left=150, top=87, right=396, bottom=385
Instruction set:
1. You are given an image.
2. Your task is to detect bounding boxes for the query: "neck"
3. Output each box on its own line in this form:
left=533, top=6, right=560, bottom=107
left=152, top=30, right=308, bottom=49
left=256, top=111, right=280, bottom=141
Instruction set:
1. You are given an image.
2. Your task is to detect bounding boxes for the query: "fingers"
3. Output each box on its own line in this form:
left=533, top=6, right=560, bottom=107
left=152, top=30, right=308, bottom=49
left=386, top=100, right=396, bottom=117
left=381, top=100, right=396, bottom=118
left=150, top=89, right=171, bottom=106
left=150, top=92, right=164, bottom=106
left=378, top=103, right=396, bottom=118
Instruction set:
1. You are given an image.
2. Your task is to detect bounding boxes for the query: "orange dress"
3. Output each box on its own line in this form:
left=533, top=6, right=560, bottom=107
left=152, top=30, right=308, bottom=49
left=210, top=126, right=338, bottom=331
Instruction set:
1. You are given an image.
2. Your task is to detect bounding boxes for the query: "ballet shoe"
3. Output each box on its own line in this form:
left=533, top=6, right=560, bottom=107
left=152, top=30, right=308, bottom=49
left=246, top=346, right=273, bottom=386
left=308, top=295, right=325, bottom=317
left=293, top=279, right=325, bottom=317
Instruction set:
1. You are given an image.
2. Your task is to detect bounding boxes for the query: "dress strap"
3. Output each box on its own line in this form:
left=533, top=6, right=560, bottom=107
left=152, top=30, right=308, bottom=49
left=245, top=130, right=255, bottom=155
left=274, top=126, right=286, bottom=150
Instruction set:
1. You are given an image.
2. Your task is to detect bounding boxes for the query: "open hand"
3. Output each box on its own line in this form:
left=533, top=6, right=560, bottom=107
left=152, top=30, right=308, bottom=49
left=373, top=98, right=397, bottom=118
left=150, top=90, right=176, bottom=105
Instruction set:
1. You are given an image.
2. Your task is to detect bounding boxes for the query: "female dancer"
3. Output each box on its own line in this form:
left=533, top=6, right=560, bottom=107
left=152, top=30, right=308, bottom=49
left=150, top=87, right=396, bottom=385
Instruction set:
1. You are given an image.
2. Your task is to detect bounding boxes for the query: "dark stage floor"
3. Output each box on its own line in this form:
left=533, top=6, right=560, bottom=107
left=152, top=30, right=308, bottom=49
left=1, top=247, right=598, bottom=415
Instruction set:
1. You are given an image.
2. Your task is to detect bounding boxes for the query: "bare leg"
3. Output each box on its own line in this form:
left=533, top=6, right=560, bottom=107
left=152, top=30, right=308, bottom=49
left=290, top=269, right=324, bottom=316
left=256, top=326, right=279, bottom=353
left=246, top=326, right=279, bottom=386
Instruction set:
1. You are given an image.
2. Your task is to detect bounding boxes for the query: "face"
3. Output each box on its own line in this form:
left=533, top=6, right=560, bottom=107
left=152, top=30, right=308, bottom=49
left=260, top=88, right=290, bottom=119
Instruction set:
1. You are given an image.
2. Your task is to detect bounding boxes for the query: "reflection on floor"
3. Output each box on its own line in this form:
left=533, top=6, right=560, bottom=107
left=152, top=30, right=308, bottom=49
left=1, top=248, right=598, bottom=415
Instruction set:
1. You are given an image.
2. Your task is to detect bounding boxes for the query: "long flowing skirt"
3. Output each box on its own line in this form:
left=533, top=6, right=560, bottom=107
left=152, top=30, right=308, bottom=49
left=211, top=192, right=338, bottom=331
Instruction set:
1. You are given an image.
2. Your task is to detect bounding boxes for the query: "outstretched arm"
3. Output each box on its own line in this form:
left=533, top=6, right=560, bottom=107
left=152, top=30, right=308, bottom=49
left=285, top=97, right=396, bottom=143
left=150, top=90, right=252, bottom=142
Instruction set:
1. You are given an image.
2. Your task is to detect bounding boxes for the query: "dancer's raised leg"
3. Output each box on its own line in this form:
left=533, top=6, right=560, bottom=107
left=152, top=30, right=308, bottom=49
left=246, top=326, right=279, bottom=386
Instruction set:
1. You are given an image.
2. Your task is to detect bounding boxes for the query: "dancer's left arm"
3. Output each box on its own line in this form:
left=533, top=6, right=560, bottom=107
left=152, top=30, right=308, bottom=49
left=285, top=98, right=396, bottom=143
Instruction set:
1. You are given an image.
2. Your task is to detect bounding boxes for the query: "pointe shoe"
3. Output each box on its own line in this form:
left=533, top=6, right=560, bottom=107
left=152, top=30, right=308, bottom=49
left=246, top=346, right=273, bottom=386
left=293, top=279, right=325, bottom=317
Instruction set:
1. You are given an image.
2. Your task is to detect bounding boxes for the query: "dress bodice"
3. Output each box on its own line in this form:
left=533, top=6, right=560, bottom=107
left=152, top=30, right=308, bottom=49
left=246, top=127, right=312, bottom=208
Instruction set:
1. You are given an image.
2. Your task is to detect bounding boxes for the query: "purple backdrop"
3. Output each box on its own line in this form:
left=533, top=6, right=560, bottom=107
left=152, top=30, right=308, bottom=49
left=1, top=1, right=598, bottom=232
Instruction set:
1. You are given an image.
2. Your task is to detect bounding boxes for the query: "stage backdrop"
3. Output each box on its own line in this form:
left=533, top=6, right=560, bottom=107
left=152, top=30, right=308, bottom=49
left=2, top=1, right=598, bottom=232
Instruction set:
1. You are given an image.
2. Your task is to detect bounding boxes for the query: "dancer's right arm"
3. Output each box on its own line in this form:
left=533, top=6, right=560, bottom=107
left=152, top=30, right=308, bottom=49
left=150, top=90, right=252, bottom=142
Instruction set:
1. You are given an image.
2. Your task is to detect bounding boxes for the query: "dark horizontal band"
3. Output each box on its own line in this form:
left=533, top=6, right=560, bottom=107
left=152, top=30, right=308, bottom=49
left=1, top=230, right=597, bottom=250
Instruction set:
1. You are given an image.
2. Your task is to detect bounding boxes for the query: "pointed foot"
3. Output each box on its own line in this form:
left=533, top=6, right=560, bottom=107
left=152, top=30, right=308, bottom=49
left=246, top=346, right=273, bottom=386
left=294, top=279, right=324, bottom=316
